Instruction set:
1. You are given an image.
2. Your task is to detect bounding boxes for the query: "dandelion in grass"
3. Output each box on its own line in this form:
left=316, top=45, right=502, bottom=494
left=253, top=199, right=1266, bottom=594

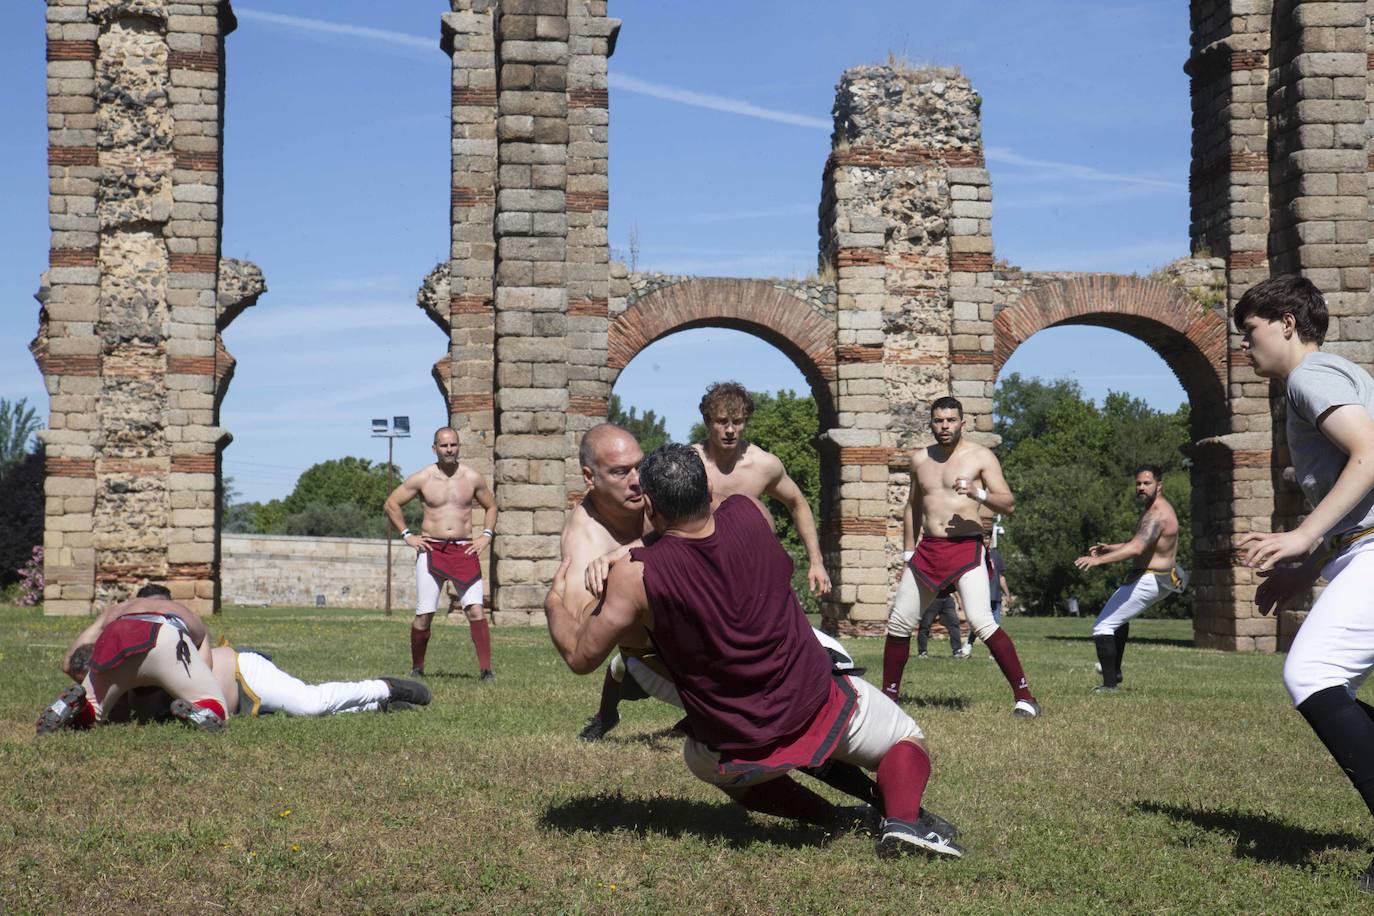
left=279, top=809, right=292, bottom=818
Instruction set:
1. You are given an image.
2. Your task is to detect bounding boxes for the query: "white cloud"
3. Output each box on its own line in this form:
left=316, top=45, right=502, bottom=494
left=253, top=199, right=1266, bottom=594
left=986, top=146, right=1182, bottom=191
left=609, top=72, right=830, bottom=130
left=234, top=7, right=433, bottom=51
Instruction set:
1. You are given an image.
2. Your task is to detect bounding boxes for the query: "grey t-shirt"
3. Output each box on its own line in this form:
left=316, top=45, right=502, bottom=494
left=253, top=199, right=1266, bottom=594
left=1286, top=351, right=1374, bottom=537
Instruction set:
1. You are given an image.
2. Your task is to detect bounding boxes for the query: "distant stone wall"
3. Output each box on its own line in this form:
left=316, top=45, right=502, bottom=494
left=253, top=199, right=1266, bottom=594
left=221, top=534, right=422, bottom=611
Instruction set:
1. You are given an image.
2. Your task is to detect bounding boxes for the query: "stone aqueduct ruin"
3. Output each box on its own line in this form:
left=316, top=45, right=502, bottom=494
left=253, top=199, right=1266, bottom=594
left=32, top=0, right=1374, bottom=651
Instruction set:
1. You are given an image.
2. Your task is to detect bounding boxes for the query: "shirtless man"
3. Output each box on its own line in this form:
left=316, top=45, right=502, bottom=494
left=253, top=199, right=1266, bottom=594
left=545, top=444, right=963, bottom=860
left=556, top=424, right=679, bottom=741
left=693, top=382, right=830, bottom=595
left=37, top=584, right=228, bottom=734
left=882, top=396, right=1040, bottom=718
left=1074, top=465, right=1186, bottom=691
left=384, top=426, right=498, bottom=679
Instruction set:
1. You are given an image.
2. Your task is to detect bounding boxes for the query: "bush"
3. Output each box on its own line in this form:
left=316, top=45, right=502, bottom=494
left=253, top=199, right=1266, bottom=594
left=0, top=446, right=43, bottom=589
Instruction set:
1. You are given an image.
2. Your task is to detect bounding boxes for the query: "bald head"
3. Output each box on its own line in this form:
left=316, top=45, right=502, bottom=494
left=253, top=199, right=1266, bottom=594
left=580, top=423, right=644, bottom=513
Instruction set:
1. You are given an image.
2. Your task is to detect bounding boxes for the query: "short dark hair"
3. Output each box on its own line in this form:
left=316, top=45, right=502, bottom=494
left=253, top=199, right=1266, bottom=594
left=69, top=644, right=94, bottom=672
left=1233, top=276, right=1328, bottom=344
left=930, top=396, right=963, bottom=417
left=1134, top=464, right=1164, bottom=482
left=699, top=382, right=754, bottom=422
left=639, top=444, right=711, bottom=524
left=136, top=584, right=172, bottom=599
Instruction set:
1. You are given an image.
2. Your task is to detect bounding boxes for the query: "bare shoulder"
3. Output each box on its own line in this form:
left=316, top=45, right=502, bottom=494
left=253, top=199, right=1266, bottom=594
left=403, top=464, right=435, bottom=487
left=561, top=501, right=616, bottom=559
left=908, top=446, right=930, bottom=469
left=461, top=464, right=489, bottom=486
left=746, top=443, right=784, bottom=472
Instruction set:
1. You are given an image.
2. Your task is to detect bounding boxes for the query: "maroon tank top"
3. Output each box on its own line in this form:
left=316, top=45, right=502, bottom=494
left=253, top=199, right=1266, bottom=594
left=630, top=494, right=833, bottom=752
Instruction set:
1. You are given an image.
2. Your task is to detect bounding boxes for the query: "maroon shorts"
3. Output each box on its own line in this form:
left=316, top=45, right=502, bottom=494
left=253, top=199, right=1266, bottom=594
left=715, top=675, right=858, bottom=781
left=90, top=618, right=162, bottom=673
left=909, top=535, right=990, bottom=597
left=426, top=540, right=482, bottom=595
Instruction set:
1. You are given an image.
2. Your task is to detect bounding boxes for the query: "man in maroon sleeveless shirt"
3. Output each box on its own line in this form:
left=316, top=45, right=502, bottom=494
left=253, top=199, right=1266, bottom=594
left=546, top=444, right=963, bottom=859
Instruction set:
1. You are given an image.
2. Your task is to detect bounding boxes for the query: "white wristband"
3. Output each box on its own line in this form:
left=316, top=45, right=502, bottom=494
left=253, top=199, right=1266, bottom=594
left=482, top=528, right=495, bottom=538
left=903, top=550, right=914, bottom=563
left=400, top=528, right=411, bottom=538
left=974, top=487, right=988, bottom=503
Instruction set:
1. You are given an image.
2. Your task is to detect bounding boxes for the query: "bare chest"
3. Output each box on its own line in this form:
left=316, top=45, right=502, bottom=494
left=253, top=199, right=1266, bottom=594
left=419, top=470, right=474, bottom=509
left=915, top=452, right=983, bottom=495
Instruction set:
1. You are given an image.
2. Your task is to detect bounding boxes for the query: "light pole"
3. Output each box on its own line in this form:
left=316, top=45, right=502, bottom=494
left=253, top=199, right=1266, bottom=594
left=372, top=416, right=411, bottom=615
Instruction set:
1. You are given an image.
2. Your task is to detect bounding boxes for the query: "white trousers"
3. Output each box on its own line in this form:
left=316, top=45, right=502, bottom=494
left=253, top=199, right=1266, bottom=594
left=237, top=651, right=391, bottom=716
left=1092, top=572, right=1168, bottom=636
left=1284, top=537, right=1374, bottom=707
left=416, top=550, right=484, bottom=615
left=684, top=675, right=924, bottom=789
left=889, top=561, right=996, bottom=642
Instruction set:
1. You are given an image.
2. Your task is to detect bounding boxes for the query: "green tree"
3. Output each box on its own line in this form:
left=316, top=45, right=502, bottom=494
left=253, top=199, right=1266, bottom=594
left=608, top=394, right=672, bottom=453
left=225, top=458, right=421, bottom=537
left=0, top=398, right=41, bottom=470
left=995, top=376, right=1192, bottom=618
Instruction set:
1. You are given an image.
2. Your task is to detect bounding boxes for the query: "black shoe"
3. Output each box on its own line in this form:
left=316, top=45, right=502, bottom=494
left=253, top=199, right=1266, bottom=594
left=170, top=699, right=226, bottom=733
left=829, top=804, right=880, bottom=836
left=578, top=712, right=619, bottom=742
left=409, top=666, right=425, bottom=678
left=480, top=669, right=496, bottom=682
left=37, top=684, right=89, bottom=736
left=1359, top=856, right=1374, bottom=894
left=876, top=813, right=964, bottom=859
left=918, top=807, right=960, bottom=841
left=381, top=677, right=432, bottom=706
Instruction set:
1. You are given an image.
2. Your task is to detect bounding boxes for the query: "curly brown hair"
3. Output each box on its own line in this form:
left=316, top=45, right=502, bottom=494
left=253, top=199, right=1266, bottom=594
left=698, top=381, right=755, bottom=422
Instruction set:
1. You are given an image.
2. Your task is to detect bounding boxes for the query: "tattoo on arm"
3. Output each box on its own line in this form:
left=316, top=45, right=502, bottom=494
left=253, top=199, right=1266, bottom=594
left=1137, top=516, right=1163, bottom=548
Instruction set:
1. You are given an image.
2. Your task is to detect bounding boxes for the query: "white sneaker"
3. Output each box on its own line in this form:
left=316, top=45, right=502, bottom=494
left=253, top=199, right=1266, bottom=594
left=958, top=644, right=973, bottom=658
left=1012, top=698, right=1041, bottom=718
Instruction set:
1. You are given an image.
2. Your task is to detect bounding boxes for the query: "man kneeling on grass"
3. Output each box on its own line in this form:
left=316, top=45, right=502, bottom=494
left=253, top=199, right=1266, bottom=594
left=545, top=443, right=962, bottom=859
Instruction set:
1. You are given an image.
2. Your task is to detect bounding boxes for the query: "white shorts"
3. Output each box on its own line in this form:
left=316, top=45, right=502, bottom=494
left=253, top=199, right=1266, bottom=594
left=626, top=656, right=684, bottom=708
left=236, top=651, right=391, bottom=716
left=1284, top=536, right=1374, bottom=706
left=416, top=549, right=484, bottom=615
left=683, top=675, right=924, bottom=789
left=1091, top=568, right=1184, bottom=636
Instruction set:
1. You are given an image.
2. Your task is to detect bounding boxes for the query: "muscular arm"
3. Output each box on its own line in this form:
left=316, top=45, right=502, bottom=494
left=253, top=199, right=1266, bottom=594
left=764, top=461, right=830, bottom=594
left=384, top=472, right=424, bottom=543
left=466, top=473, right=499, bottom=555
left=1079, top=515, right=1162, bottom=568
left=902, top=499, right=916, bottom=554
left=546, top=557, right=647, bottom=674
left=975, top=454, right=1015, bottom=516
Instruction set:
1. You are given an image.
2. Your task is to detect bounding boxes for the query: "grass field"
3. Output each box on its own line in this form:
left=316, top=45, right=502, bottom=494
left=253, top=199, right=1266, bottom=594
left=2, top=605, right=1370, bottom=913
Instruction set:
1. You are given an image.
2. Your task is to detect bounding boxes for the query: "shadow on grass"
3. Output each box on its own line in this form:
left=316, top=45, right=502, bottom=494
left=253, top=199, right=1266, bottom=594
left=1131, top=801, right=1367, bottom=865
left=898, top=693, right=969, bottom=710
left=540, top=791, right=823, bottom=849
left=605, top=726, right=686, bottom=749
left=1045, top=635, right=1194, bottom=648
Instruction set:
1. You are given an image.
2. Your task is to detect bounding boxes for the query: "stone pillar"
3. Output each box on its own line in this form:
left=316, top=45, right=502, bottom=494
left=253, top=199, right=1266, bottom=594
left=37, top=0, right=250, bottom=616
left=818, top=66, right=983, bottom=634
left=440, top=1, right=500, bottom=605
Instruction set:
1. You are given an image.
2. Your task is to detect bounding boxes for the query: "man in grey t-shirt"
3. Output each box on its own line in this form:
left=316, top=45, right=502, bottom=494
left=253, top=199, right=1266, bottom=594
left=1234, top=276, right=1374, bottom=895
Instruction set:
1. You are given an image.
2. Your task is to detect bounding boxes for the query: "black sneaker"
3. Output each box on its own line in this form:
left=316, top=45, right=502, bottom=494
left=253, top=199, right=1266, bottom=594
left=578, top=712, right=619, bottom=742
left=918, top=807, right=960, bottom=841
left=381, top=677, right=432, bottom=706
left=829, top=804, right=880, bottom=836
left=1359, top=856, right=1374, bottom=894
left=1093, top=661, right=1122, bottom=683
left=170, top=699, right=226, bottom=733
left=480, top=669, right=496, bottom=682
left=876, top=813, right=965, bottom=859
left=409, top=666, right=425, bottom=679
left=37, top=684, right=89, bottom=736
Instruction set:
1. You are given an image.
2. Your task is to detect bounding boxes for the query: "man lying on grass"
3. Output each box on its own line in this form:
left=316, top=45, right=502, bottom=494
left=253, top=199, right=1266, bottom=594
left=545, top=443, right=962, bottom=860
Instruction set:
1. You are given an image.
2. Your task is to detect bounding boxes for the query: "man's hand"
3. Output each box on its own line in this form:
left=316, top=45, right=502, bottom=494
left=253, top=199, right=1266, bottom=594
left=808, top=563, right=832, bottom=596
left=464, top=533, right=492, bottom=556
left=1073, top=554, right=1098, bottom=571
left=1238, top=530, right=1320, bottom=573
left=1088, top=543, right=1110, bottom=557
left=403, top=533, right=437, bottom=554
left=584, top=545, right=632, bottom=598
left=1254, top=563, right=1321, bottom=616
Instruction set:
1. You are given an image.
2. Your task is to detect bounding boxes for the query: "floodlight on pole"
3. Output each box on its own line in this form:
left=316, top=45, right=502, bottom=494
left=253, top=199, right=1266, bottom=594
left=372, top=415, right=411, bottom=616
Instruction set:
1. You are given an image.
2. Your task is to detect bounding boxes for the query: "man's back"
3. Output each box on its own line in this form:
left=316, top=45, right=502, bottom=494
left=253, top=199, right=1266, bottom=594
left=632, top=495, right=831, bottom=752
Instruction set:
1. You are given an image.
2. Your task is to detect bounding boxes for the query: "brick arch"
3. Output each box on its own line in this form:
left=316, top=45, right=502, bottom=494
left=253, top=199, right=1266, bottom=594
left=993, top=274, right=1229, bottom=433
left=608, top=277, right=839, bottom=425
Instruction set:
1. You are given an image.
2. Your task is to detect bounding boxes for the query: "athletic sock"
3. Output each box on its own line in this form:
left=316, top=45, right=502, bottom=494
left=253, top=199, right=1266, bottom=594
left=733, top=776, right=837, bottom=827
left=881, top=636, right=911, bottom=701
left=410, top=626, right=431, bottom=671
left=1094, top=634, right=1119, bottom=688
left=470, top=618, right=492, bottom=672
left=596, top=665, right=622, bottom=724
left=1114, top=622, right=1130, bottom=679
left=72, top=696, right=96, bottom=729
left=193, top=698, right=226, bottom=721
left=1298, top=685, right=1374, bottom=818
left=876, top=740, right=931, bottom=823
left=984, top=627, right=1034, bottom=703
left=800, top=759, right=880, bottom=807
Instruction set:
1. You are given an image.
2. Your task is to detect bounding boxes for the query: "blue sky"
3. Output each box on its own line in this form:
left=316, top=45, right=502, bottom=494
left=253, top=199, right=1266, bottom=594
left=0, top=1, right=1191, bottom=502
